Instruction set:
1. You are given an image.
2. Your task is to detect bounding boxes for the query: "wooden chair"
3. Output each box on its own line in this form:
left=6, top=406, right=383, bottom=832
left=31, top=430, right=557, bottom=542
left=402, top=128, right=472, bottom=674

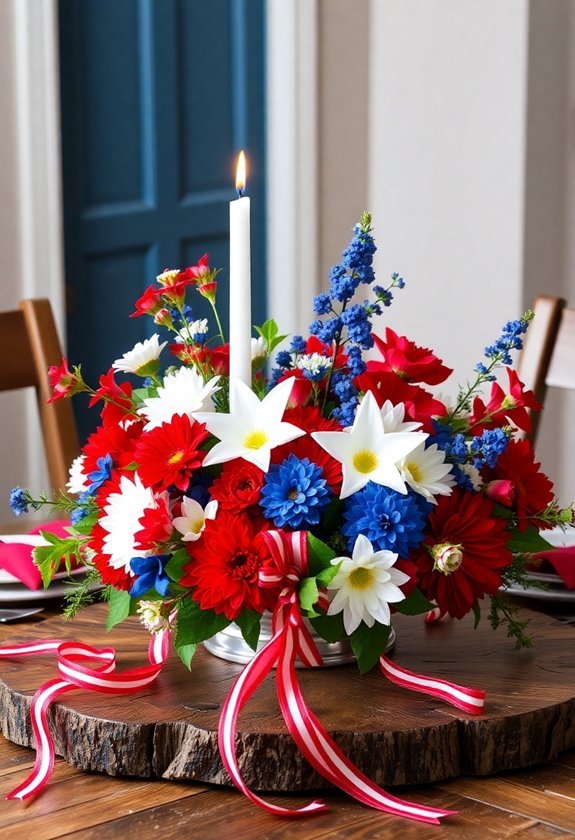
left=516, top=294, right=570, bottom=444
left=0, top=299, right=79, bottom=490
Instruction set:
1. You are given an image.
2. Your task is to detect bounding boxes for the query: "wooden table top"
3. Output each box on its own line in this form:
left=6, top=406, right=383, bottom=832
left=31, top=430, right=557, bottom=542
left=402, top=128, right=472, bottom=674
left=1, top=606, right=574, bottom=839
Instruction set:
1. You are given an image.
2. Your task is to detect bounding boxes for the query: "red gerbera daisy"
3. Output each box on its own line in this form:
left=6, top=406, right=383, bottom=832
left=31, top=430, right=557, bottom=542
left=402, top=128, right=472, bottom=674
left=134, top=414, right=208, bottom=492
left=180, top=511, right=276, bottom=619
left=489, top=439, right=554, bottom=530
left=209, top=461, right=265, bottom=514
left=413, top=489, right=512, bottom=619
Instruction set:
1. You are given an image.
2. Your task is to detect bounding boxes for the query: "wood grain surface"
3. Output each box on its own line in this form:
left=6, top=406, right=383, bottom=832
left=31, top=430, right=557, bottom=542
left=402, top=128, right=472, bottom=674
left=0, top=607, right=575, bottom=838
left=1, top=604, right=575, bottom=793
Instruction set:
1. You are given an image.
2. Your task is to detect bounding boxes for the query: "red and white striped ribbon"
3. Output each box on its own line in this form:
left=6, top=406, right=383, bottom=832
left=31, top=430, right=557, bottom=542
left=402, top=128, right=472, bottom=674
left=0, top=629, right=170, bottom=800
left=379, top=654, right=485, bottom=714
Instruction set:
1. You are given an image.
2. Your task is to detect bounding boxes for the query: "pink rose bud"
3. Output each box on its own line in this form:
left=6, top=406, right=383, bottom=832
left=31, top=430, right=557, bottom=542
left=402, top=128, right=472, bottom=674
left=485, top=479, right=515, bottom=507
left=431, top=542, right=464, bottom=575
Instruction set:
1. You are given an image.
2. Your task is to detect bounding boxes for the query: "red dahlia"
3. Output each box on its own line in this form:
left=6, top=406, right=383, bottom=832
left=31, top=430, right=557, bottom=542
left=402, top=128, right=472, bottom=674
left=414, top=489, right=512, bottom=619
left=135, top=414, right=208, bottom=492
left=180, top=511, right=276, bottom=619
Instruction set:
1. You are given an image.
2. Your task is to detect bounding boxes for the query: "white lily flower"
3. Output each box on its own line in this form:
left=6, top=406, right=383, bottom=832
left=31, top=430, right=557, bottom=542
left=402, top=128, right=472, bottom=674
left=172, top=498, right=218, bottom=542
left=251, top=336, right=267, bottom=361
left=112, top=333, right=167, bottom=376
left=312, top=390, right=427, bottom=499
left=398, top=442, right=455, bottom=503
left=139, top=366, right=220, bottom=430
left=380, top=400, right=422, bottom=433
left=194, top=377, right=305, bottom=472
left=327, top=534, right=409, bottom=634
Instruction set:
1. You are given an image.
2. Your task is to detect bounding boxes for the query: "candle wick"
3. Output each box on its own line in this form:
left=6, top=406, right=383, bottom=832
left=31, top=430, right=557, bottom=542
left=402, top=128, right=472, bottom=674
left=237, top=187, right=243, bottom=198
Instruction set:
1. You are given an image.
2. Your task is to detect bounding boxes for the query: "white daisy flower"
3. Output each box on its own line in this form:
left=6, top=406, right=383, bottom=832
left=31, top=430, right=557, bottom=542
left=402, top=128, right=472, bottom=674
left=139, top=366, right=220, bottom=430
left=99, top=473, right=157, bottom=574
left=67, top=454, right=89, bottom=495
left=327, top=534, right=409, bottom=635
left=251, top=336, right=267, bottom=362
left=297, top=352, right=332, bottom=381
left=172, top=498, right=218, bottom=542
left=398, top=442, right=455, bottom=503
left=112, top=333, right=167, bottom=376
left=189, top=318, right=209, bottom=337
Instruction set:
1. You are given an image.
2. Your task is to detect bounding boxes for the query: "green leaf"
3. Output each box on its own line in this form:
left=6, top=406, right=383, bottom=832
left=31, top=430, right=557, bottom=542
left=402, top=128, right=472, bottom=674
left=175, top=642, right=197, bottom=670
left=393, top=587, right=434, bottom=616
left=316, top=563, right=341, bottom=588
left=309, top=611, right=346, bottom=642
left=298, top=577, right=319, bottom=614
left=307, top=533, right=336, bottom=576
left=164, top=548, right=190, bottom=582
left=254, top=318, right=288, bottom=355
left=508, top=523, right=555, bottom=554
left=350, top=620, right=391, bottom=674
left=234, top=610, right=262, bottom=651
left=33, top=536, right=80, bottom=587
left=175, top=597, right=231, bottom=646
left=106, top=588, right=132, bottom=630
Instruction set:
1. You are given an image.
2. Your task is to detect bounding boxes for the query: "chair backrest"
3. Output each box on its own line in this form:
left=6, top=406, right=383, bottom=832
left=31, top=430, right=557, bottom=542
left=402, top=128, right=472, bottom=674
left=516, top=294, right=570, bottom=444
left=0, top=299, right=79, bottom=490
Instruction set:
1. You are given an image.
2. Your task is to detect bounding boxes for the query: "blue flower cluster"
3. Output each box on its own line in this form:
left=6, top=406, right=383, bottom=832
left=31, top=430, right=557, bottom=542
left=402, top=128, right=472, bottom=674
left=476, top=316, right=531, bottom=373
left=330, top=372, right=359, bottom=427
left=469, top=428, right=509, bottom=468
left=431, top=423, right=476, bottom=491
left=9, top=486, right=30, bottom=517
left=168, top=304, right=194, bottom=330
left=342, top=483, right=427, bottom=558
left=259, top=454, right=332, bottom=529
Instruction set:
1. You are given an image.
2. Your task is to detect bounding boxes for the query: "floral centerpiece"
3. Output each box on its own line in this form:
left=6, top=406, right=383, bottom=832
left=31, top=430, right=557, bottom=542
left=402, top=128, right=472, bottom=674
left=7, top=212, right=573, bottom=822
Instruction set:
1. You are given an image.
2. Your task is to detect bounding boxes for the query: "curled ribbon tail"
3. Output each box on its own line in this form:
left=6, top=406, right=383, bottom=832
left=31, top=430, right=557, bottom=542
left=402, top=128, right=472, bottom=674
left=217, top=621, right=326, bottom=817
left=379, top=654, right=485, bottom=715
left=276, top=623, right=455, bottom=824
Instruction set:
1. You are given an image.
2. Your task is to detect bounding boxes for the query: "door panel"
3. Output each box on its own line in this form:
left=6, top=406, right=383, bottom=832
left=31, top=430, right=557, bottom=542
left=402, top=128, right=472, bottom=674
left=59, top=0, right=266, bottom=441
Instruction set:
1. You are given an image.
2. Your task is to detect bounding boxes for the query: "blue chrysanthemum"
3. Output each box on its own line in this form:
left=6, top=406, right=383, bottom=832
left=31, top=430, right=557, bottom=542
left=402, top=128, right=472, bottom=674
left=9, top=486, right=30, bottom=517
left=342, top=482, right=426, bottom=557
left=260, top=454, right=331, bottom=529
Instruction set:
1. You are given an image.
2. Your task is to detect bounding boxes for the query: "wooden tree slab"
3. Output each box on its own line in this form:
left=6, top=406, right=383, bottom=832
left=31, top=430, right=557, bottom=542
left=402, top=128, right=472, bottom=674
left=1, top=604, right=575, bottom=791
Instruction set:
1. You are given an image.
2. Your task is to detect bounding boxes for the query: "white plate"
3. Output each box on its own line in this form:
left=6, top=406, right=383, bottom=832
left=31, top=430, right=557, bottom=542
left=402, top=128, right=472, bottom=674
left=502, top=581, right=575, bottom=603
left=0, top=571, right=100, bottom=603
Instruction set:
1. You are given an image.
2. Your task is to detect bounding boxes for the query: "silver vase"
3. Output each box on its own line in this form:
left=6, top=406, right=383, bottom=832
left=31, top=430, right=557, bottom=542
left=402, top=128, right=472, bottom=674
left=204, top=613, right=396, bottom=667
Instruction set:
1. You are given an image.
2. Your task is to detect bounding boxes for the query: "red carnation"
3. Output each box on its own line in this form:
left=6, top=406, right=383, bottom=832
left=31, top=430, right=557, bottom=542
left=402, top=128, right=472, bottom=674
left=414, top=489, right=512, bottom=619
left=489, top=439, right=554, bottom=529
left=209, top=461, right=265, bottom=514
left=180, top=511, right=276, bottom=619
left=372, top=328, right=452, bottom=385
left=135, top=414, right=208, bottom=491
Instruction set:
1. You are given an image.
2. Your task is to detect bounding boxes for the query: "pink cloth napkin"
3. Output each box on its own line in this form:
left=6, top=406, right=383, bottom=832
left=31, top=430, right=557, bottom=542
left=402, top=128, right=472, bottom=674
left=532, top=546, right=575, bottom=590
left=0, top=520, right=71, bottom=590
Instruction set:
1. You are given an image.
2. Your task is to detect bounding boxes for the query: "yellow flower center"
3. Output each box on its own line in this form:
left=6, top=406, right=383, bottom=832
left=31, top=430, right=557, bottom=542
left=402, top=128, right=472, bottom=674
left=353, top=449, right=378, bottom=474
left=190, top=519, right=204, bottom=534
left=348, top=567, right=374, bottom=590
left=168, top=450, right=184, bottom=465
left=406, top=461, right=423, bottom=483
left=244, top=430, right=268, bottom=450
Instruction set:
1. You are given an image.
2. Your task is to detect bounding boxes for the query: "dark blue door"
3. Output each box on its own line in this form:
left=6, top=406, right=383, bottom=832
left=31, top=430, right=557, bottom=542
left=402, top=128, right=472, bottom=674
left=58, top=0, right=266, bottom=441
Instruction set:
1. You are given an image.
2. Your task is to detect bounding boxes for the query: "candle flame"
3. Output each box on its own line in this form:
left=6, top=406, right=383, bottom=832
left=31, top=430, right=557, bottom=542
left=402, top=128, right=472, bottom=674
left=235, top=151, right=247, bottom=195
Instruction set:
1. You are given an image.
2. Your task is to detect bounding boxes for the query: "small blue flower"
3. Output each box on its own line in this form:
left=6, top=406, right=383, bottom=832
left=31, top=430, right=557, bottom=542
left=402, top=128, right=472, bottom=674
left=316, top=316, right=342, bottom=344
left=290, top=335, right=307, bottom=354
left=87, top=453, right=113, bottom=495
left=346, top=344, right=366, bottom=377
left=312, top=292, right=332, bottom=315
left=260, top=455, right=331, bottom=529
left=275, top=350, right=292, bottom=369
left=70, top=504, right=91, bottom=525
left=470, top=428, right=509, bottom=468
left=342, top=483, right=426, bottom=557
left=129, top=554, right=171, bottom=598
left=9, top=486, right=29, bottom=517
left=332, top=397, right=358, bottom=427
